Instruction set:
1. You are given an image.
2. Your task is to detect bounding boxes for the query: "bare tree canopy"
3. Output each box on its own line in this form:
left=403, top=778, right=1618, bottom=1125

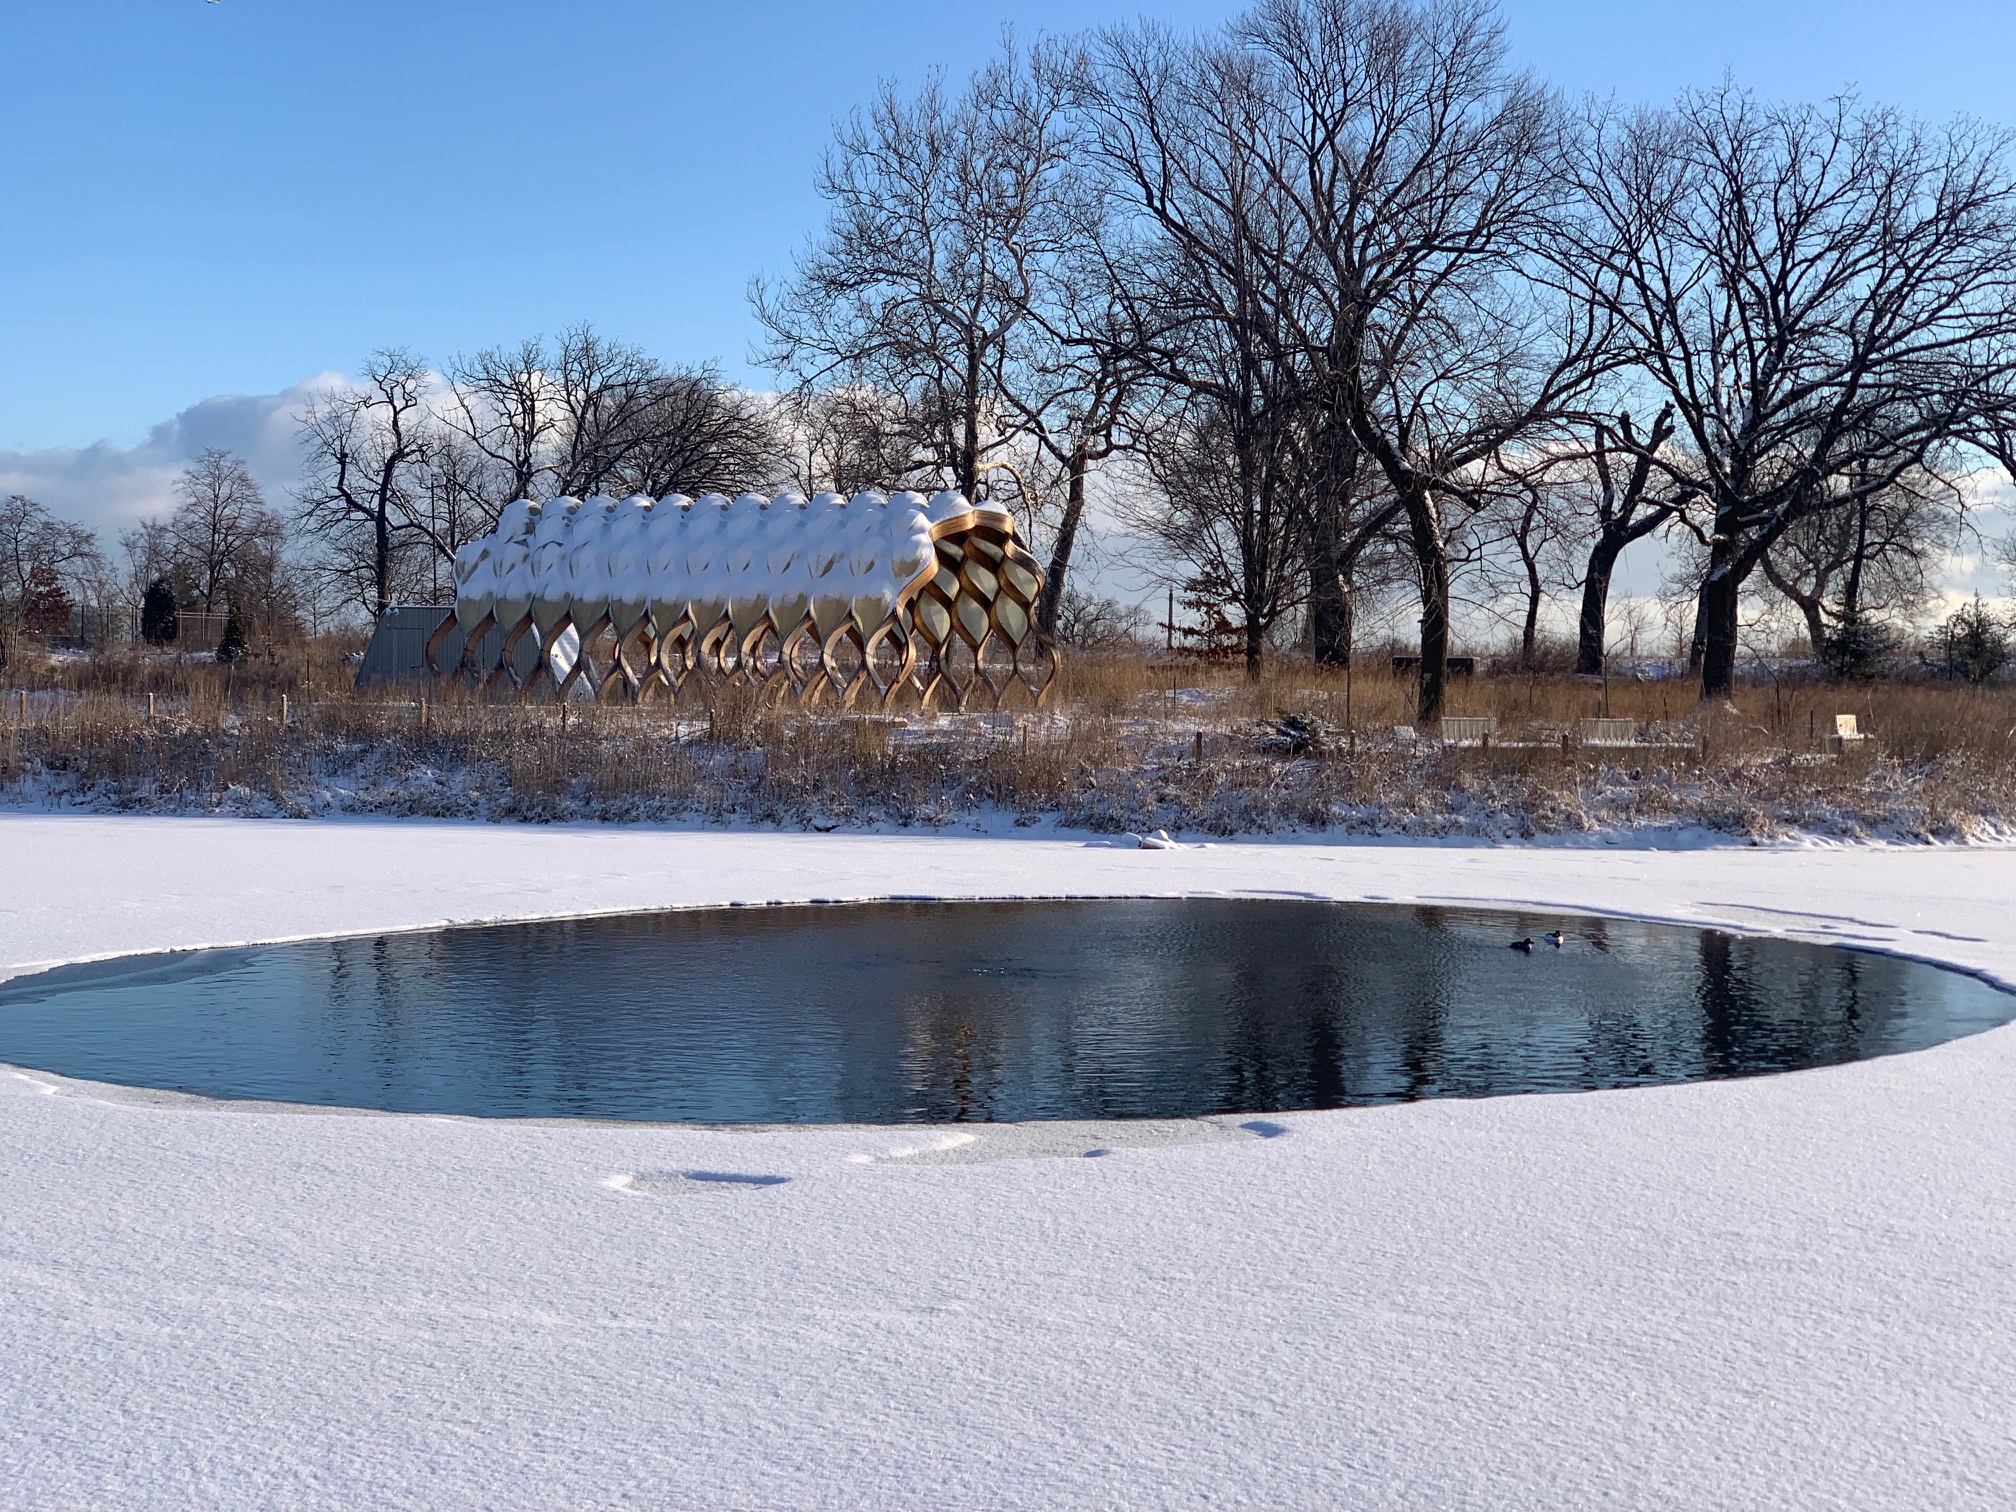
left=268, top=1, right=2016, bottom=682
left=752, top=49, right=1073, bottom=498
left=1074, top=0, right=1611, bottom=707
left=121, top=451, right=297, bottom=644
left=753, top=40, right=1151, bottom=634
left=298, top=331, right=785, bottom=617
left=448, top=328, right=784, bottom=505
left=1124, top=389, right=1310, bottom=666
left=163, top=450, right=287, bottom=615
left=1567, top=407, right=1683, bottom=674
left=1759, top=467, right=1960, bottom=660
left=296, top=348, right=435, bottom=616
left=0, top=494, right=107, bottom=666
left=1560, top=83, right=2016, bottom=697
left=778, top=386, right=925, bottom=500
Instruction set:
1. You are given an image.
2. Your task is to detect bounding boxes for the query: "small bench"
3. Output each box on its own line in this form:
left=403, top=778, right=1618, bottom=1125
left=1827, top=714, right=1871, bottom=754
left=1440, top=716, right=1496, bottom=748
left=1577, top=718, right=1638, bottom=747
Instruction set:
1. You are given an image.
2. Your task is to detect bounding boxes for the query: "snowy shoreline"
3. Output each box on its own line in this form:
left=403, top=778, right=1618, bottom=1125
left=5, top=809, right=2014, bottom=977
left=4, top=815, right=2015, bottom=1509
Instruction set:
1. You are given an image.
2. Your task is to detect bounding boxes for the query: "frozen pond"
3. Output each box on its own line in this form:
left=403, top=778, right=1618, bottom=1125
left=1, top=899, right=2009, bottom=1122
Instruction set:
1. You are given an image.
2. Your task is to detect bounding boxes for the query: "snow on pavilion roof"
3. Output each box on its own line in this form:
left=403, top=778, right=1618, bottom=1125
left=441, top=488, right=1054, bottom=709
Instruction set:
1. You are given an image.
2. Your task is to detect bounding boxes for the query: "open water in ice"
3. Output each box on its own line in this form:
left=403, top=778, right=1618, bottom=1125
left=1, top=899, right=2008, bottom=1122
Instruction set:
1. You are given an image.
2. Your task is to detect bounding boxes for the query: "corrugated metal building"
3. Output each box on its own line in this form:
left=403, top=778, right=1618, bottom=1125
left=356, top=606, right=556, bottom=688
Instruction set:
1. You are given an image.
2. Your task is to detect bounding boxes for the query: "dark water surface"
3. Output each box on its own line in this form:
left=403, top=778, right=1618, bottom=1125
left=1, top=900, right=2008, bottom=1122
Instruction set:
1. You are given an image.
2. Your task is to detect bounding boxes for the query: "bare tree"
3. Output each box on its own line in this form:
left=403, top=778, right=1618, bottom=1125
left=1080, top=0, right=1610, bottom=715
left=979, top=47, right=1159, bottom=635
left=545, top=328, right=692, bottom=497
left=303, top=336, right=782, bottom=617
left=296, top=349, right=435, bottom=616
left=1126, top=385, right=1309, bottom=669
left=158, top=450, right=287, bottom=616
left=407, top=429, right=499, bottom=604
left=1467, top=462, right=1582, bottom=667
left=448, top=329, right=784, bottom=506
left=603, top=366, right=784, bottom=497
left=753, top=44, right=1081, bottom=499
left=1570, top=407, right=1685, bottom=673
left=1071, top=17, right=1310, bottom=675
left=1246, top=0, right=1613, bottom=718
left=444, top=336, right=557, bottom=506
left=779, top=385, right=931, bottom=497
left=1052, top=587, right=1152, bottom=650
left=1759, top=468, right=1958, bottom=658
left=1562, top=84, right=2016, bottom=700
left=0, top=495, right=106, bottom=666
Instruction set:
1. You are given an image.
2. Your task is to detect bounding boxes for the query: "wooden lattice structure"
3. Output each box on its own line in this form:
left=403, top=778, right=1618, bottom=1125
left=424, top=489, right=1057, bottom=710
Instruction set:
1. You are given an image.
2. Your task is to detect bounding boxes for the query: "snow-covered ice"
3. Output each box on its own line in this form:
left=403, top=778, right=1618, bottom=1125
left=2, top=815, right=2014, bottom=1509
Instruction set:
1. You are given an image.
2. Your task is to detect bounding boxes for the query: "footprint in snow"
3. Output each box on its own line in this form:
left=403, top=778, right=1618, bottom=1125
left=606, top=1170, right=789, bottom=1196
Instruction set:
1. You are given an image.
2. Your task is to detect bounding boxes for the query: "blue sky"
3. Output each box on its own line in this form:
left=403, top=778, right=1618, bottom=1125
left=4, top=0, right=2015, bottom=455
left=4, top=0, right=2014, bottom=606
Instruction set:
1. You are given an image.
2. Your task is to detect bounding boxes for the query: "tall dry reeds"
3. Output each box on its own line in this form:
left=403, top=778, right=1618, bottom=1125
left=3, top=643, right=2014, bottom=839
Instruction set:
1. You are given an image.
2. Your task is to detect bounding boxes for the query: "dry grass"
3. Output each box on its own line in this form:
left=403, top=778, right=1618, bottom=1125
left=4, top=641, right=2015, bottom=841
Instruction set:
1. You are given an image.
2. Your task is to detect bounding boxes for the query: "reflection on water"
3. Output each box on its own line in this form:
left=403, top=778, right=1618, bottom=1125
left=0, top=900, right=2007, bottom=1123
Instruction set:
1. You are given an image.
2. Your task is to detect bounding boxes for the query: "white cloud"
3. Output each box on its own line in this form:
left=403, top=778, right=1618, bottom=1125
left=0, top=373, right=347, bottom=546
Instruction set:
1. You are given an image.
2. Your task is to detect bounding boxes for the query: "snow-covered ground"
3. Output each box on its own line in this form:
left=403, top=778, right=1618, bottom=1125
left=3, top=815, right=2014, bottom=1510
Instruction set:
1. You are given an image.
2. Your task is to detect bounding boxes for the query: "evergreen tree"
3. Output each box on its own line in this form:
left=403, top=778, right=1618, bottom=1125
left=214, top=604, right=249, bottom=664
left=140, top=577, right=179, bottom=646
left=1940, top=596, right=2011, bottom=684
left=1819, top=608, right=1894, bottom=682
left=20, top=564, right=72, bottom=639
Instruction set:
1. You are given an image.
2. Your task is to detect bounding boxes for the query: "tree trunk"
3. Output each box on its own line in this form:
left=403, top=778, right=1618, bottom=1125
left=1309, top=562, right=1348, bottom=665
left=1244, top=616, right=1264, bottom=681
left=959, top=344, right=982, bottom=499
left=374, top=500, right=392, bottom=616
left=1843, top=493, right=1871, bottom=619
left=1798, top=596, right=1826, bottom=658
left=1406, top=491, right=1451, bottom=724
left=1697, top=536, right=1741, bottom=700
left=1310, top=579, right=1349, bottom=665
left=1034, top=447, right=1087, bottom=638
left=1575, top=536, right=1623, bottom=675
left=1308, top=423, right=1357, bottom=667
left=1521, top=555, right=1542, bottom=668
left=1308, top=485, right=1348, bottom=668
